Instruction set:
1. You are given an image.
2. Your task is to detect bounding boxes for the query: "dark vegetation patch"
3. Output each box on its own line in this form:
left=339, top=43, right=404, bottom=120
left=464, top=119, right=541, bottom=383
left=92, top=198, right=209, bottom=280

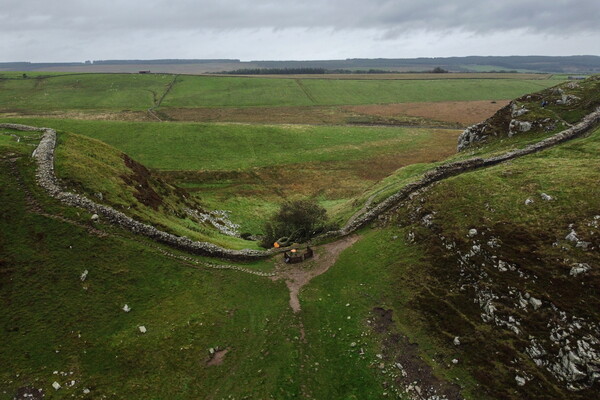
left=13, top=387, right=44, bottom=400
left=121, top=154, right=163, bottom=210
left=371, top=307, right=463, bottom=400
left=389, top=126, right=600, bottom=398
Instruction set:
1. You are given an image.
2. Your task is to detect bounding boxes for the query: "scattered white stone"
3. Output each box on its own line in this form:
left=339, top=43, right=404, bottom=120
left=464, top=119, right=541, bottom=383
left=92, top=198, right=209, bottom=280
left=529, top=297, right=542, bottom=310
left=497, top=260, right=508, bottom=272
left=515, top=375, right=526, bottom=386
left=83, top=388, right=91, bottom=394
left=138, top=325, right=147, bottom=334
left=122, top=304, right=131, bottom=313
left=565, top=230, right=579, bottom=242
left=90, top=214, right=99, bottom=221
left=570, top=263, right=591, bottom=277
left=80, top=270, right=88, bottom=282
left=525, top=198, right=534, bottom=205
left=453, top=336, right=461, bottom=346
left=452, top=359, right=459, bottom=364
left=468, top=228, right=478, bottom=237
left=52, top=381, right=61, bottom=390
left=345, top=303, right=350, bottom=307
left=209, top=347, right=215, bottom=354
left=350, top=342, right=357, bottom=347
left=540, top=193, right=553, bottom=201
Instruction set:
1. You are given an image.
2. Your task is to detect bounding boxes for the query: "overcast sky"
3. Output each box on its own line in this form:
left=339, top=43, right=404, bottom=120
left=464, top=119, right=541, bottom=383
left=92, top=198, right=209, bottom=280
left=1, top=0, right=599, bottom=62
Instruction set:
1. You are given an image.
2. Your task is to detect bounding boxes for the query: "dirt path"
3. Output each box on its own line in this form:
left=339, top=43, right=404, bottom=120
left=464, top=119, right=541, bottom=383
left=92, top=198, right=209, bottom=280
left=272, top=235, right=361, bottom=313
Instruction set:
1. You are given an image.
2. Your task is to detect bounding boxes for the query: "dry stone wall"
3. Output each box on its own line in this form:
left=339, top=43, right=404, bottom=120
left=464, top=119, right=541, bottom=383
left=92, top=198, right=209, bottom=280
left=333, top=106, right=600, bottom=237
left=4, top=107, right=600, bottom=259
left=1, top=123, right=276, bottom=261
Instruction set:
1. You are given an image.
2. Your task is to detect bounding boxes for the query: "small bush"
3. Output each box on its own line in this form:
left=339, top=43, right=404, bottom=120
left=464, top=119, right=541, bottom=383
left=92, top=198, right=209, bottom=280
left=260, top=199, right=327, bottom=248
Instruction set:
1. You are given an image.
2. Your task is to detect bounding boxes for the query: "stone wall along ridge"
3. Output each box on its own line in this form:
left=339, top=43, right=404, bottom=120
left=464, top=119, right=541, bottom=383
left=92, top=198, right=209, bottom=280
left=5, top=107, right=600, bottom=258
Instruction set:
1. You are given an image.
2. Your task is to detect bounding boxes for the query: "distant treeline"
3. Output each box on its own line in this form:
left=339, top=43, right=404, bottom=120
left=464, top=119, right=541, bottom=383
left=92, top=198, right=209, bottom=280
left=91, top=59, right=240, bottom=65
left=220, top=68, right=328, bottom=75
left=2, top=56, right=600, bottom=73
left=219, top=67, right=452, bottom=75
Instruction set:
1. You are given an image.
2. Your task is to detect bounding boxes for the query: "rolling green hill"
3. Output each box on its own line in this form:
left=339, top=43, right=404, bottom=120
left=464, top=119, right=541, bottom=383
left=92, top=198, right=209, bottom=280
left=1, top=74, right=599, bottom=399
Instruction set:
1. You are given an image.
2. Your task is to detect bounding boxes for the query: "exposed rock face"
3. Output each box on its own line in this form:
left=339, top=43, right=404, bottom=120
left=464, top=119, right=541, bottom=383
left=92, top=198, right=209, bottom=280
left=457, top=122, right=488, bottom=151
left=509, top=120, right=532, bottom=137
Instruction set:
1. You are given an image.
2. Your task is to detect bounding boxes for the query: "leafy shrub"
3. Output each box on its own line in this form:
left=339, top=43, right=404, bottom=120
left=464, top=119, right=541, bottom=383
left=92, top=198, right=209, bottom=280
left=260, top=199, right=327, bottom=248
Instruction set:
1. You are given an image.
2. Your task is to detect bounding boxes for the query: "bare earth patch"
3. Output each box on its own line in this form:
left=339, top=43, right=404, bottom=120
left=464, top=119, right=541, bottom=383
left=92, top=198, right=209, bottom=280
left=206, top=348, right=229, bottom=366
left=345, top=100, right=510, bottom=126
left=0, top=110, right=154, bottom=122
left=272, top=235, right=361, bottom=313
left=158, top=100, right=506, bottom=127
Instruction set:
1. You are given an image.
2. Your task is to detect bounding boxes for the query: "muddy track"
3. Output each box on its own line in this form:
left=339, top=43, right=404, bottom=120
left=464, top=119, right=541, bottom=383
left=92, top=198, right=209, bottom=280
left=272, top=235, right=361, bottom=313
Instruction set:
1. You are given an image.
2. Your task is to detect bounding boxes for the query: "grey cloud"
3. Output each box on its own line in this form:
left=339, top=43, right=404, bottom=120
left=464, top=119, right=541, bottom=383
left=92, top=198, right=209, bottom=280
left=2, top=0, right=600, bottom=34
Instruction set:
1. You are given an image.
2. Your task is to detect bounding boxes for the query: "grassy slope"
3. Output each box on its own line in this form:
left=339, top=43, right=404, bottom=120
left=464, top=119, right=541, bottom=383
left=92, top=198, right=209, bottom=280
left=53, top=132, right=257, bottom=249
left=0, top=143, right=296, bottom=399
left=1, top=118, right=450, bottom=171
left=1, top=73, right=564, bottom=114
left=298, top=126, right=600, bottom=400
left=385, top=126, right=600, bottom=399
left=334, top=76, right=600, bottom=224
left=1, top=117, right=459, bottom=234
left=0, top=141, right=397, bottom=399
left=0, top=74, right=177, bottom=112
left=162, top=76, right=561, bottom=108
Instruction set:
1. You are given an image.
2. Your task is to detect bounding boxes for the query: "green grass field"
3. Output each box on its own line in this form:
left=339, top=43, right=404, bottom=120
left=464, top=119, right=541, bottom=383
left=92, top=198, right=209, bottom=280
left=163, top=76, right=561, bottom=108
left=2, top=118, right=453, bottom=170
left=1, top=117, right=459, bottom=234
left=0, top=73, right=174, bottom=111
left=1, top=73, right=564, bottom=113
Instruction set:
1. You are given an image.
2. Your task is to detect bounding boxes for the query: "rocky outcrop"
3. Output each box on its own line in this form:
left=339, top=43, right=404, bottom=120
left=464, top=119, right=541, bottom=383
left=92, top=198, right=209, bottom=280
left=508, top=119, right=532, bottom=137
left=457, top=122, right=488, bottom=151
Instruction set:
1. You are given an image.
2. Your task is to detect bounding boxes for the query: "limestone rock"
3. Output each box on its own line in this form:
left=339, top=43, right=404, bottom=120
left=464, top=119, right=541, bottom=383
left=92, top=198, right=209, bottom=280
left=565, top=230, right=579, bottom=242
left=570, top=263, right=591, bottom=277
left=457, top=122, right=487, bottom=151
left=139, top=325, right=147, bottom=333
left=122, top=304, right=131, bottom=313
left=453, top=336, right=461, bottom=346
left=509, top=120, right=532, bottom=137
left=529, top=297, right=542, bottom=310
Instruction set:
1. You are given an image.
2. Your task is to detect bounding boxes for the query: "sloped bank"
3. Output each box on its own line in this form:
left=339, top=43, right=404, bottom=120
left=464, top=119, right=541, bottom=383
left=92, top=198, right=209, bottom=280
left=1, top=123, right=275, bottom=261
left=4, top=107, right=600, bottom=260
left=333, top=106, right=600, bottom=237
